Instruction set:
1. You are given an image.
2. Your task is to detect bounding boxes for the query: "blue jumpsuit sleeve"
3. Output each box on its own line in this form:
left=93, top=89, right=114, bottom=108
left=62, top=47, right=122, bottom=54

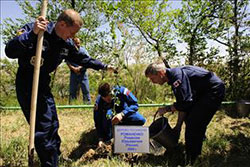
left=172, top=70, right=193, bottom=111
left=66, top=45, right=107, bottom=71
left=5, top=23, right=37, bottom=59
left=93, top=95, right=104, bottom=140
left=119, top=87, right=139, bottom=116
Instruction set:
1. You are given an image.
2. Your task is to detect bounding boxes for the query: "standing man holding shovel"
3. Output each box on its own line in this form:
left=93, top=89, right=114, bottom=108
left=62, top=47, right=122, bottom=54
left=5, top=8, right=115, bottom=167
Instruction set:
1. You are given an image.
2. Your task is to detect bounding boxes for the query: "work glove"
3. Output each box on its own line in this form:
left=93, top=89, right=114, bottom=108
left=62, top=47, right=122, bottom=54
left=98, top=140, right=106, bottom=148
left=112, top=113, right=124, bottom=125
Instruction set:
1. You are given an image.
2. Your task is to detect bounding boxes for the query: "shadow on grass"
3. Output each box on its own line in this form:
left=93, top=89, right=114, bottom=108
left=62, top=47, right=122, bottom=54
left=68, top=128, right=98, bottom=160
left=138, top=143, right=186, bottom=167
left=200, top=132, right=250, bottom=167
left=221, top=104, right=247, bottom=119
left=140, top=132, right=250, bottom=167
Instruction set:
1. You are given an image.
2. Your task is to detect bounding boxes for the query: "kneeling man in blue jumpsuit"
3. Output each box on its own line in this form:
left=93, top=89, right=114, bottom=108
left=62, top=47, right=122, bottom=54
left=145, top=63, right=225, bottom=165
left=5, top=9, right=115, bottom=167
left=94, top=83, right=146, bottom=147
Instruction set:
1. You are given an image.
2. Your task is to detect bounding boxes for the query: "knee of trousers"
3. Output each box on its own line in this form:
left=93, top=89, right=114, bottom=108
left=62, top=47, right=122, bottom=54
left=124, top=113, right=146, bottom=125
left=137, top=117, right=146, bottom=125
left=185, top=122, right=206, bottom=145
left=35, top=123, right=61, bottom=153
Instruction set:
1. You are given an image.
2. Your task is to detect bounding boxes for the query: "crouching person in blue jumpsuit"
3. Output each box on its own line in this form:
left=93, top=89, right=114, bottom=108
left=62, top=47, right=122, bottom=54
left=94, top=83, right=146, bottom=147
left=5, top=9, right=115, bottom=167
left=145, top=63, right=225, bottom=165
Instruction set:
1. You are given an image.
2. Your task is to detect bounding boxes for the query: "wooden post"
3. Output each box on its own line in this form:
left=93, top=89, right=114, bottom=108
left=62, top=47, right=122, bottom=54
left=28, top=0, right=48, bottom=166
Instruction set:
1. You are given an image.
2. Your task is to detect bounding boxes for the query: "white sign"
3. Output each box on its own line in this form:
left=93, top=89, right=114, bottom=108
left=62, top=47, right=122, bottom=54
left=114, top=126, right=149, bottom=153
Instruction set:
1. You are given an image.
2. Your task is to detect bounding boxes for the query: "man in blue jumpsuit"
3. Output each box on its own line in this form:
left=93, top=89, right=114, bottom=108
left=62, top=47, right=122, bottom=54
left=93, top=83, right=146, bottom=147
left=145, top=63, right=225, bottom=165
left=67, top=37, right=91, bottom=104
left=5, top=9, right=114, bottom=167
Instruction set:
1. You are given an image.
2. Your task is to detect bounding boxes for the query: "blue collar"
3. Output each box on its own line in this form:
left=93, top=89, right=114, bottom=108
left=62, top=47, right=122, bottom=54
left=166, top=68, right=173, bottom=85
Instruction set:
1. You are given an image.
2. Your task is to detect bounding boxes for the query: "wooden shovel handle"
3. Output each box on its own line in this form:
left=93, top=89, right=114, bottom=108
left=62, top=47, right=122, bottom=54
left=28, top=1, right=48, bottom=167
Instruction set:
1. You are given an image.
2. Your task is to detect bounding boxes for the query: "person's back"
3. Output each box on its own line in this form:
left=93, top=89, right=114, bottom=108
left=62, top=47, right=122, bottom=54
left=166, top=65, right=224, bottom=104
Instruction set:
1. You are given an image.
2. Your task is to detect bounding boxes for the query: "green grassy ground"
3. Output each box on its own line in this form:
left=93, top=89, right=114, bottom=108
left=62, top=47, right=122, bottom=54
left=1, top=108, right=250, bottom=167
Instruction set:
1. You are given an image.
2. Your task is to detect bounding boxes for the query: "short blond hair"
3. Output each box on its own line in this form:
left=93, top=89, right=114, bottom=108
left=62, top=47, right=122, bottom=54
left=57, top=9, right=83, bottom=27
left=145, top=63, right=166, bottom=76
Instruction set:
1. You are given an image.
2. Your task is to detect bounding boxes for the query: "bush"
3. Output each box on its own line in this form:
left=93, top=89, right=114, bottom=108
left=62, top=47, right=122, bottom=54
left=0, top=59, right=19, bottom=106
left=2, top=56, right=249, bottom=106
left=0, top=137, right=28, bottom=166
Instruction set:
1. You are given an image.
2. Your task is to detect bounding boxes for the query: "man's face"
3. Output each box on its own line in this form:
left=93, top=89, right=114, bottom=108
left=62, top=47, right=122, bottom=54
left=73, top=38, right=81, bottom=48
left=56, top=21, right=81, bottom=41
left=147, top=73, right=165, bottom=85
left=101, top=94, right=112, bottom=104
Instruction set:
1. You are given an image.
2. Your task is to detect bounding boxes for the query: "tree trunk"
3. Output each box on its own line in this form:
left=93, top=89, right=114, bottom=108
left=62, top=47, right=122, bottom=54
left=232, top=0, right=240, bottom=81
left=71, top=0, right=75, bottom=9
left=230, top=0, right=240, bottom=99
left=188, top=34, right=196, bottom=65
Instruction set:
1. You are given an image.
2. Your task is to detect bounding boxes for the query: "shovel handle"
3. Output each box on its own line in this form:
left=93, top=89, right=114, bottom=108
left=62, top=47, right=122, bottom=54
left=28, top=1, right=48, bottom=167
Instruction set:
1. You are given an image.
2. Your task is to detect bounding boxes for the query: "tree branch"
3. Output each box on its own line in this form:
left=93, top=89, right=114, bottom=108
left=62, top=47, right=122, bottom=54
left=213, top=38, right=230, bottom=47
left=128, top=15, right=154, bottom=46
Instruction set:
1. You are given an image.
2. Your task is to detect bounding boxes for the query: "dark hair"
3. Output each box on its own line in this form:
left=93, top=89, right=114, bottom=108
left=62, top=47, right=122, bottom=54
left=98, top=83, right=111, bottom=97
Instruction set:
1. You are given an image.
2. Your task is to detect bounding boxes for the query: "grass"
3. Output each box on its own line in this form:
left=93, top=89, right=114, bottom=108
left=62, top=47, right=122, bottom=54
left=1, top=108, right=250, bottom=167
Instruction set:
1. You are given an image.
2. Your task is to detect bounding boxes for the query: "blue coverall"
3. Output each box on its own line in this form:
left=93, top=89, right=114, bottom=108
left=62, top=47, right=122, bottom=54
left=68, top=47, right=91, bottom=104
left=94, top=86, right=146, bottom=142
left=166, top=65, right=225, bottom=162
left=5, top=22, right=108, bottom=167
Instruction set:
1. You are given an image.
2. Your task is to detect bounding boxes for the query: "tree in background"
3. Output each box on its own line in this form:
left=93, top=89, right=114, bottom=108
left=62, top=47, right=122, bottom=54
left=0, top=59, right=18, bottom=106
left=208, top=0, right=250, bottom=100
left=95, top=0, right=179, bottom=101
left=175, top=0, right=250, bottom=100
left=98, top=0, right=180, bottom=66
left=175, top=0, right=229, bottom=65
left=1, top=0, right=249, bottom=102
